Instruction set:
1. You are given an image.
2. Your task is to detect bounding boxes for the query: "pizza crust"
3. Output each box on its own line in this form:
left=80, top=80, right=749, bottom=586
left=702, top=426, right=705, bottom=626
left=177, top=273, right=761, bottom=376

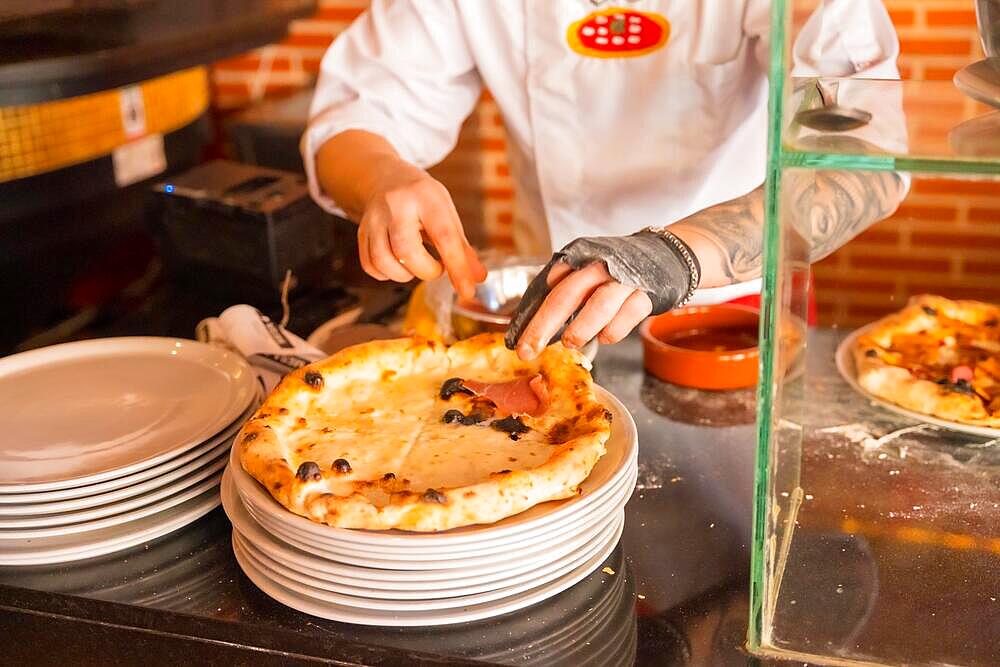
left=853, top=295, right=1000, bottom=427
left=236, top=334, right=612, bottom=532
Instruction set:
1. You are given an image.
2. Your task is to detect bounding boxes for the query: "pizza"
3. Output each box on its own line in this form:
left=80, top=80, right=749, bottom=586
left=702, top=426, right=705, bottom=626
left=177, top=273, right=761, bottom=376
left=236, top=333, right=613, bottom=532
left=567, top=8, right=670, bottom=58
left=853, top=295, right=1000, bottom=426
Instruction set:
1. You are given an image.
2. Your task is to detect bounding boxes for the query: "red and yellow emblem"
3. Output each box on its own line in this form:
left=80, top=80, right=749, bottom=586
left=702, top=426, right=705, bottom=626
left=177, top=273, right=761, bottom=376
left=567, top=7, right=670, bottom=59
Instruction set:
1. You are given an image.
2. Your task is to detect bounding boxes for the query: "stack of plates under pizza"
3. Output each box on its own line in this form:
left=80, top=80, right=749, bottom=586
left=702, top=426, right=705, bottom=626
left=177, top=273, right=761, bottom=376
left=0, top=337, right=257, bottom=566
left=223, top=334, right=638, bottom=626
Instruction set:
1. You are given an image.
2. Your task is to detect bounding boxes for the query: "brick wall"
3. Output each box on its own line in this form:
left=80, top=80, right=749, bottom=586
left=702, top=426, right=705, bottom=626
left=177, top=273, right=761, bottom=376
left=210, top=1, right=996, bottom=321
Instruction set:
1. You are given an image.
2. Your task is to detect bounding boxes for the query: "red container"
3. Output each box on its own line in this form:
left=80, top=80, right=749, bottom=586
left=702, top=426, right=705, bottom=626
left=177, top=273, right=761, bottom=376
left=639, top=304, right=760, bottom=390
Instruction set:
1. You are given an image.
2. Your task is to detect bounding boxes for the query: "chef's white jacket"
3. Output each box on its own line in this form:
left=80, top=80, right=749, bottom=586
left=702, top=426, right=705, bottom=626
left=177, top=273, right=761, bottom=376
left=303, top=0, right=903, bottom=304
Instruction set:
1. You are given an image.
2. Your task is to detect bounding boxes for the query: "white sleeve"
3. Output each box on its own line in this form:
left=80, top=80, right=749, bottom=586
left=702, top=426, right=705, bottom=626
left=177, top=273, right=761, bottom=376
left=790, top=0, right=910, bottom=162
left=300, top=0, right=482, bottom=216
left=792, top=0, right=900, bottom=78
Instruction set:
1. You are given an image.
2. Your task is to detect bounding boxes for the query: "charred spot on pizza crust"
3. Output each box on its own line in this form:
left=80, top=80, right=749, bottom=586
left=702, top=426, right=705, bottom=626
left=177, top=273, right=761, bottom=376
left=492, top=416, right=530, bottom=440
left=986, top=319, right=998, bottom=327
left=922, top=305, right=937, bottom=317
left=382, top=472, right=396, bottom=481
left=242, top=432, right=258, bottom=444
left=303, top=371, right=324, bottom=390
left=440, top=377, right=473, bottom=400
left=421, top=488, right=447, bottom=504
left=547, top=418, right=575, bottom=444
left=278, top=407, right=289, bottom=415
left=331, top=458, right=352, bottom=474
left=603, top=409, right=613, bottom=422
left=865, top=349, right=878, bottom=358
left=295, top=461, right=322, bottom=482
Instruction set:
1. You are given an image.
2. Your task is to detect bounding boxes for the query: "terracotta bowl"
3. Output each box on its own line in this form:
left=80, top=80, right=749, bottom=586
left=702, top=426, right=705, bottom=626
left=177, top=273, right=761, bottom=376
left=639, top=304, right=760, bottom=390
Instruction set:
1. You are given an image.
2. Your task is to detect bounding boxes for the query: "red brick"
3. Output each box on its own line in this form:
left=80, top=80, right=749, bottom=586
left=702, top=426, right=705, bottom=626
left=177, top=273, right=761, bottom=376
left=816, top=278, right=895, bottom=292
left=887, top=8, right=916, bottom=26
left=891, top=204, right=957, bottom=222
left=849, top=256, right=950, bottom=272
left=847, top=303, right=896, bottom=319
left=495, top=163, right=510, bottom=178
left=480, top=138, right=506, bottom=152
left=899, top=38, right=973, bottom=56
left=907, top=285, right=1000, bottom=302
left=484, top=187, right=515, bottom=200
left=914, top=179, right=1000, bottom=197
left=910, top=232, right=1000, bottom=250
left=924, top=66, right=959, bottom=81
left=897, top=63, right=913, bottom=80
left=263, top=83, right=305, bottom=97
left=210, top=82, right=249, bottom=97
left=968, top=208, right=1000, bottom=224
left=314, top=7, right=365, bottom=21
left=303, top=58, right=322, bottom=73
left=925, top=9, right=977, bottom=27
left=964, top=260, right=1000, bottom=275
left=853, top=228, right=900, bottom=245
left=281, top=33, right=334, bottom=48
left=496, top=211, right=513, bottom=226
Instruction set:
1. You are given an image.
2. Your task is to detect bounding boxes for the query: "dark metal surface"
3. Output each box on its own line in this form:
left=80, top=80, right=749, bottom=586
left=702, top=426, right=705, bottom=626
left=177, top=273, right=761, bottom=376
left=0, top=333, right=760, bottom=666
left=0, top=0, right=316, bottom=105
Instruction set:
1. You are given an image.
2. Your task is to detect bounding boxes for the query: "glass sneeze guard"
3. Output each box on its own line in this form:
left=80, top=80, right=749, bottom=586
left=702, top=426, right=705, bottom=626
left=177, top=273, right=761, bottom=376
left=749, top=1, right=1000, bottom=665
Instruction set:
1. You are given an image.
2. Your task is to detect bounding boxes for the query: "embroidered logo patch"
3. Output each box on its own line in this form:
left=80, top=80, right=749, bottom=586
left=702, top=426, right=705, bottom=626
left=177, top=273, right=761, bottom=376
left=567, top=7, right=670, bottom=59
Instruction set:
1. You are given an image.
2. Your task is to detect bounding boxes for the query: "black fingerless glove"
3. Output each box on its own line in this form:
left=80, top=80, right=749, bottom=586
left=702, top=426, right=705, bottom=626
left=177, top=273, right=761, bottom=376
left=505, top=229, right=701, bottom=350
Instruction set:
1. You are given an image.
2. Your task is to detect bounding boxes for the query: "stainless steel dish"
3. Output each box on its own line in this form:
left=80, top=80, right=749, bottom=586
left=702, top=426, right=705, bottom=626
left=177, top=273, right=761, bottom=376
left=977, top=0, right=999, bottom=57
left=448, top=259, right=547, bottom=340
left=425, top=255, right=599, bottom=359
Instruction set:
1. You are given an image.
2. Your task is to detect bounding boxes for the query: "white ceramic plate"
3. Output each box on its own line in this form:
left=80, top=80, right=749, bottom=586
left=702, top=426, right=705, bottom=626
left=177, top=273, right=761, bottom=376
left=235, top=510, right=616, bottom=600
left=0, top=454, right=228, bottom=527
left=0, top=487, right=220, bottom=565
left=0, top=337, right=255, bottom=491
left=0, top=395, right=256, bottom=505
left=836, top=326, right=1000, bottom=439
left=233, top=515, right=622, bottom=611
left=230, top=385, right=637, bottom=547
left=0, top=472, right=222, bottom=539
left=243, top=463, right=636, bottom=560
left=250, top=500, right=621, bottom=571
left=232, top=514, right=623, bottom=626
left=222, top=468, right=627, bottom=590
left=0, top=439, right=233, bottom=517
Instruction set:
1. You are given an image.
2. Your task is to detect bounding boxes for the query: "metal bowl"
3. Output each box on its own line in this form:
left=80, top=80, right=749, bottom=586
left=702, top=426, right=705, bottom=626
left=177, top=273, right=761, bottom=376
left=978, top=0, right=1000, bottom=57
left=449, top=259, right=546, bottom=339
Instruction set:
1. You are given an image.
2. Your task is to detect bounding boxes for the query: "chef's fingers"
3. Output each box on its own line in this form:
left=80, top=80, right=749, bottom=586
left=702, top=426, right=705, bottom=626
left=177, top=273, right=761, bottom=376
left=545, top=261, right=573, bottom=287
left=561, top=281, right=635, bottom=349
left=419, top=190, right=483, bottom=300
left=368, top=223, right=415, bottom=283
left=388, top=219, right=443, bottom=281
left=358, top=223, right=388, bottom=281
left=515, top=262, right=610, bottom=360
left=465, top=243, right=488, bottom=283
left=598, top=290, right=653, bottom=344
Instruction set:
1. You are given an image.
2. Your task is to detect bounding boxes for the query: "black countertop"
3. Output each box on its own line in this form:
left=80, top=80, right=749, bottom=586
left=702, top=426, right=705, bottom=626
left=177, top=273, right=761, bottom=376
left=0, top=334, right=761, bottom=666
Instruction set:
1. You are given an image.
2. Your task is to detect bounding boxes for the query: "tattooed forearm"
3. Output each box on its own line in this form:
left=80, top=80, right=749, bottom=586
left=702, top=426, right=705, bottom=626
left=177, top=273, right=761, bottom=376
left=789, top=170, right=903, bottom=263
left=671, top=170, right=904, bottom=289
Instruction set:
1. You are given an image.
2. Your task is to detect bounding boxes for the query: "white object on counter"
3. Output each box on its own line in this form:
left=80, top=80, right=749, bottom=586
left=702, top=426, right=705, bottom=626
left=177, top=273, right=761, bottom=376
left=196, top=305, right=326, bottom=394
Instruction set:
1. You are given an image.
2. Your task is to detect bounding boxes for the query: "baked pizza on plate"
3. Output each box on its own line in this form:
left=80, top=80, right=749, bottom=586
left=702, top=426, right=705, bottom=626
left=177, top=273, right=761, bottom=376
left=236, top=334, right=613, bottom=532
left=848, top=295, right=1000, bottom=428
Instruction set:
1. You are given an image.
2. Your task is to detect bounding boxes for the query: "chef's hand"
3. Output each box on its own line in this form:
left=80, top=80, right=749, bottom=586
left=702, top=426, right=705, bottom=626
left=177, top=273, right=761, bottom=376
left=505, top=231, right=700, bottom=360
left=359, top=161, right=486, bottom=300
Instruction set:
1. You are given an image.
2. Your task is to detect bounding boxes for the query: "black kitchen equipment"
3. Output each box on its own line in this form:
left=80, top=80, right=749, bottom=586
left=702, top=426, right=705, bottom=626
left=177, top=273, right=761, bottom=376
left=149, top=160, right=355, bottom=304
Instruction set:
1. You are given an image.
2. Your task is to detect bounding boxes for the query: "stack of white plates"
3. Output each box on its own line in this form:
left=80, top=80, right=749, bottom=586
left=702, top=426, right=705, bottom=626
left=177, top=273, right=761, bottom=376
left=223, top=386, right=638, bottom=626
left=0, top=337, right=257, bottom=566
